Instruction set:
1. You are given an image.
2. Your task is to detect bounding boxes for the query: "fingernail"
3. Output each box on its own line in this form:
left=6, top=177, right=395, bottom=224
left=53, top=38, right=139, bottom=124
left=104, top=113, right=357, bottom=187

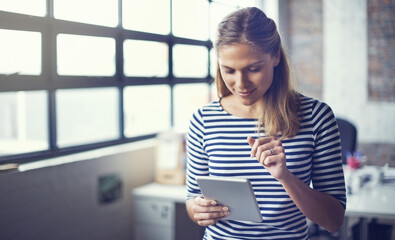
left=223, top=207, right=228, bottom=211
left=211, top=201, right=217, bottom=205
left=224, top=211, right=229, bottom=216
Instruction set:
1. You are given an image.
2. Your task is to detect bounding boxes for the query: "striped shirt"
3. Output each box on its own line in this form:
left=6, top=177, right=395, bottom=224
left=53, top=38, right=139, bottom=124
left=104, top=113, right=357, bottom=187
left=186, top=95, right=346, bottom=240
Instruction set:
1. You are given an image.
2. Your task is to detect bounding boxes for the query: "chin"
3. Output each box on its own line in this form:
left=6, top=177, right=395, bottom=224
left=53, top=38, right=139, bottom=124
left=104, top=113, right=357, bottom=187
left=240, top=99, right=257, bottom=106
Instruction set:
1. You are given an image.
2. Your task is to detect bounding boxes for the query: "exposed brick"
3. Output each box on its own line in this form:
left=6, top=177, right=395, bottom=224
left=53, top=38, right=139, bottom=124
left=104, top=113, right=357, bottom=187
left=367, top=0, right=395, bottom=102
left=287, top=0, right=323, bottom=100
left=358, top=142, right=395, bottom=167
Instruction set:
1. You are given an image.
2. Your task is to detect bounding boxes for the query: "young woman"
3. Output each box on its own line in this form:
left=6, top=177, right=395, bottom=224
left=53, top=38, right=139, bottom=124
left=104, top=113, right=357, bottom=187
left=185, top=7, right=346, bottom=240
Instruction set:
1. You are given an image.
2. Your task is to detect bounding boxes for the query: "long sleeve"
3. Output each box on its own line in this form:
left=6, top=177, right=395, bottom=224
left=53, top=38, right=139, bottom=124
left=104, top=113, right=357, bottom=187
left=311, top=100, right=347, bottom=209
left=186, top=108, right=209, bottom=199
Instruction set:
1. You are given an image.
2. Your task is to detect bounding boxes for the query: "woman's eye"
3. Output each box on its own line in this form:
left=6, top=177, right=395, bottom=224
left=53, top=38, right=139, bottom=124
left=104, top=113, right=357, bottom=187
left=248, top=67, right=260, bottom=72
left=225, top=69, right=234, bottom=74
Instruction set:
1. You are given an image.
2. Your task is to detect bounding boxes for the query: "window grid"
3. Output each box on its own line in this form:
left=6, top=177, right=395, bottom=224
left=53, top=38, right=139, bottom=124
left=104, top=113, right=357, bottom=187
left=0, top=0, right=237, bottom=163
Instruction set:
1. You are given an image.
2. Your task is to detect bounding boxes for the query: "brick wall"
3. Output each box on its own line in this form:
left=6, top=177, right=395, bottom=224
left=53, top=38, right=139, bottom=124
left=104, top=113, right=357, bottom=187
left=287, top=0, right=323, bottom=100
left=287, top=0, right=395, bottom=166
left=367, top=0, right=395, bottom=102
left=358, top=142, right=395, bottom=166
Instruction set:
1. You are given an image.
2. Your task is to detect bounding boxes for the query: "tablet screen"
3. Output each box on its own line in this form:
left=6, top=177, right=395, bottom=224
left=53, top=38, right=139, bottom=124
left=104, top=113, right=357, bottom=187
left=196, top=176, right=263, bottom=222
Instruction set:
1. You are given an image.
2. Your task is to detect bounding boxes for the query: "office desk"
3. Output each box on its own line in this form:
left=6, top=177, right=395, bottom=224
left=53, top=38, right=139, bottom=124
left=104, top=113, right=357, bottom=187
left=341, top=166, right=395, bottom=240
left=133, top=167, right=395, bottom=240
left=132, top=183, right=204, bottom=240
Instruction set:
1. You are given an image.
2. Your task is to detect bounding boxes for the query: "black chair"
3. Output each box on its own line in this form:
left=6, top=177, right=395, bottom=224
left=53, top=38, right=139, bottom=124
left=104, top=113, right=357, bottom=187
left=336, top=118, right=358, bottom=164
left=309, top=118, right=357, bottom=239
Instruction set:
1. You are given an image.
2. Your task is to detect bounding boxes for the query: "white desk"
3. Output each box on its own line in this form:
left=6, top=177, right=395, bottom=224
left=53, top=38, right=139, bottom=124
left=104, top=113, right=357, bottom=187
left=133, top=167, right=395, bottom=240
left=341, top=166, right=395, bottom=240
left=132, top=183, right=204, bottom=240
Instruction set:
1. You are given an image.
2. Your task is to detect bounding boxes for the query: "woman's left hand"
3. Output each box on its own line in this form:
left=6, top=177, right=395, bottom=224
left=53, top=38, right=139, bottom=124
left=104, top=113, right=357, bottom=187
left=247, top=136, right=289, bottom=180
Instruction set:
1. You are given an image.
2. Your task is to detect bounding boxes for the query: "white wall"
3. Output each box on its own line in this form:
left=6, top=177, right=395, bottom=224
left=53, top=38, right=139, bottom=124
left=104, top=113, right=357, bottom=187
left=323, top=0, right=395, bottom=143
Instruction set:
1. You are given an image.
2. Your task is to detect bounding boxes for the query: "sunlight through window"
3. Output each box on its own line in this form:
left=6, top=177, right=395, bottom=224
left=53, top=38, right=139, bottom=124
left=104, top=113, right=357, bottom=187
left=0, top=0, right=46, bottom=17
left=54, top=0, right=118, bottom=27
left=57, top=34, right=116, bottom=76
left=0, top=29, right=41, bottom=75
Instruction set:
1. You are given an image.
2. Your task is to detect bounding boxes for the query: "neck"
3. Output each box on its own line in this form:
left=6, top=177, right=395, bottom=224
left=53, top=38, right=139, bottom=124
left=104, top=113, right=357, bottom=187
left=221, top=95, right=263, bottom=119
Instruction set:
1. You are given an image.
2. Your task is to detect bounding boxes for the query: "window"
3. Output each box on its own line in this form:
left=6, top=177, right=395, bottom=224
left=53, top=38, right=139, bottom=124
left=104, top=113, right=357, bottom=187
left=173, top=44, right=208, bottom=78
left=173, top=83, right=210, bottom=131
left=124, top=85, right=171, bottom=137
left=0, top=0, right=258, bottom=163
left=0, top=91, right=48, bottom=157
left=56, top=88, right=119, bottom=147
left=122, top=0, right=170, bottom=35
left=54, top=0, right=118, bottom=27
left=57, top=34, right=116, bottom=76
left=0, top=0, right=46, bottom=17
left=0, top=29, right=41, bottom=75
left=172, top=0, right=209, bottom=41
left=123, top=40, right=168, bottom=77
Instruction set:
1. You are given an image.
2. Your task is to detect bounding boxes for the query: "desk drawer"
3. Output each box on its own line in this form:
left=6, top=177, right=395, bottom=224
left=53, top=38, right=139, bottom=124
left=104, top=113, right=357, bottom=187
left=134, top=198, right=174, bottom=226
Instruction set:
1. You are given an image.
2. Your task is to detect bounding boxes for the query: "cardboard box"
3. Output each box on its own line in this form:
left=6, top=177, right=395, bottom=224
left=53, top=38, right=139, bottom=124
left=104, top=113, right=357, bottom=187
left=155, top=130, right=186, bottom=185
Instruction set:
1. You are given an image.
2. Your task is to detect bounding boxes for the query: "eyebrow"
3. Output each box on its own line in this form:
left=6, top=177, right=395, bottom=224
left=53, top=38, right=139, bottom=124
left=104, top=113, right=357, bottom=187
left=220, top=60, right=265, bottom=69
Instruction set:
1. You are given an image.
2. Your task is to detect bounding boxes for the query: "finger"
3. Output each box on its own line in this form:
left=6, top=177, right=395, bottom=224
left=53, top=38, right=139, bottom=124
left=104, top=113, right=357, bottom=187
left=194, top=196, right=217, bottom=207
left=197, top=217, right=224, bottom=227
left=195, top=209, right=230, bottom=222
left=247, top=136, right=255, bottom=147
left=263, top=151, right=286, bottom=166
left=264, top=155, right=278, bottom=166
left=194, top=209, right=229, bottom=221
left=193, top=204, right=229, bottom=213
left=258, top=149, right=271, bottom=165
left=269, top=146, right=285, bottom=157
left=250, top=137, right=269, bottom=158
left=255, top=145, right=265, bottom=160
left=247, top=136, right=256, bottom=158
left=254, top=139, right=274, bottom=159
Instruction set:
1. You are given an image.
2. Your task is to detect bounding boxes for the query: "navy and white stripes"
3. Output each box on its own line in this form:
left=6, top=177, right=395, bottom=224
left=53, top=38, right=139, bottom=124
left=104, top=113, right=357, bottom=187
left=186, top=95, right=346, bottom=240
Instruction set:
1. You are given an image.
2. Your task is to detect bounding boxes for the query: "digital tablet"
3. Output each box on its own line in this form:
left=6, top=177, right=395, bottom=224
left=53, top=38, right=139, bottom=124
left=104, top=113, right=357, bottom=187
left=196, top=176, right=263, bottom=222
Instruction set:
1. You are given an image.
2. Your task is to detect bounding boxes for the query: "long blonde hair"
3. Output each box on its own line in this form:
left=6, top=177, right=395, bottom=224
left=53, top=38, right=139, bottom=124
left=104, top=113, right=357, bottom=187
left=215, top=7, right=300, bottom=139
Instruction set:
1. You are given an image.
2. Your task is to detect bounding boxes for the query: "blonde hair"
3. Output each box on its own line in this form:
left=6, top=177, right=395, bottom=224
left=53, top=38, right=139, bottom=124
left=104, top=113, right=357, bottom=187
left=215, top=7, right=300, bottom=139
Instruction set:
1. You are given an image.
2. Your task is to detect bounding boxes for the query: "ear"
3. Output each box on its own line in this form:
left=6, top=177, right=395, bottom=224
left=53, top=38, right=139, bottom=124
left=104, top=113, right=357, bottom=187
left=274, top=50, right=281, bottom=67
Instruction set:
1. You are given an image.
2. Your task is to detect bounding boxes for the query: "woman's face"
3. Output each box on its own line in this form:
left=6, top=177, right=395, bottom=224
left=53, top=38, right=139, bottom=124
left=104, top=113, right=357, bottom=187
left=218, top=43, right=280, bottom=107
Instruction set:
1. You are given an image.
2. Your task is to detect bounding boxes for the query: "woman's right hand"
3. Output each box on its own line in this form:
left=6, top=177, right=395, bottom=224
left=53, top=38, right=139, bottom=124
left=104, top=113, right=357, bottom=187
left=190, top=196, right=230, bottom=226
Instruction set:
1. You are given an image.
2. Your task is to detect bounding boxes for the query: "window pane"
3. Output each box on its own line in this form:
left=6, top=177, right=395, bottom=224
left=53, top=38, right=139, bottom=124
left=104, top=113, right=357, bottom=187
left=174, top=83, right=210, bottom=131
left=56, top=88, right=119, bottom=147
left=210, top=2, right=237, bottom=41
left=57, top=34, right=115, bottom=76
left=0, top=29, right=41, bottom=75
left=210, top=82, right=218, bottom=102
left=54, top=0, right=118, bottom=27
left=124, top=40, right=168, bottom=77
left=122, top=0, right=170, bottom=35
left=172, top=0, right=209, bottom=40
left=0, top=91, right=48, bottom=156
left=210, top=48, right=218, bottom=78
left=173, top=44, right=208, bottom=78
left=0, top=0, right=46, bottom=17
left=124, top=85, right=170, bottom=137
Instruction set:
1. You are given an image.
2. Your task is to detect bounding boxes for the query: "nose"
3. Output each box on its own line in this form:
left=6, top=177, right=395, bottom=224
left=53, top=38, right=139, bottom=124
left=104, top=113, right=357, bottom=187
left=235, top=72, right=249, bottom=89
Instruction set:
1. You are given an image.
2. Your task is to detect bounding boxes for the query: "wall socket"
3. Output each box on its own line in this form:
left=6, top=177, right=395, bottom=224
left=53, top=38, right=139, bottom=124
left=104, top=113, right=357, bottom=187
left=98, top=173, right=122, bottom=204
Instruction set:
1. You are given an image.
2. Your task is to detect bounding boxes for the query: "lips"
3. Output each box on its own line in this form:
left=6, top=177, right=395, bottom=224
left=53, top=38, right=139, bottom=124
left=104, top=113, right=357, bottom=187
left=237, top=89, right=255, bottom=97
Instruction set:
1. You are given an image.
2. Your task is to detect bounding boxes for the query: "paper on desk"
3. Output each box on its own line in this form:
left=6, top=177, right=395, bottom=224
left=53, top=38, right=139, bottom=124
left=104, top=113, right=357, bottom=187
left=157, top=140, right=180, bottom=169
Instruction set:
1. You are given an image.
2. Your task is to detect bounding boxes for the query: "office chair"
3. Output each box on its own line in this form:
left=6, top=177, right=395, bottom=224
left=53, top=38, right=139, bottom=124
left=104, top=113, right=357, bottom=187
left=336, top=118, right=358, bottom=164
left=309, top=118, right=357, bottom=239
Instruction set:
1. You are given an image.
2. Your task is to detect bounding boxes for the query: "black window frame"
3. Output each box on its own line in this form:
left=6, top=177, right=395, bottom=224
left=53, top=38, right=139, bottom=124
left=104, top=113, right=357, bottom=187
left=0, top=0, right=243, bottom=164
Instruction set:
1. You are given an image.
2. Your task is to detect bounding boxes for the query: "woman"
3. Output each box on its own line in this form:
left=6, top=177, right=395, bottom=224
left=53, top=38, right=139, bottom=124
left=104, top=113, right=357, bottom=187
left=185, top=7, right=346, bottom=240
